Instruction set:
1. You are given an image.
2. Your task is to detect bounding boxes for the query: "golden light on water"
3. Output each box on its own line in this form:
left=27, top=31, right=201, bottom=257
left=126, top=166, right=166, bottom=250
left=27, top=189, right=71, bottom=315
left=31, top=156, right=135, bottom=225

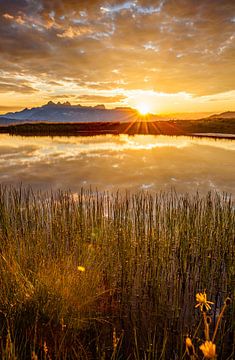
left=0, top=133, right=234, bottom=195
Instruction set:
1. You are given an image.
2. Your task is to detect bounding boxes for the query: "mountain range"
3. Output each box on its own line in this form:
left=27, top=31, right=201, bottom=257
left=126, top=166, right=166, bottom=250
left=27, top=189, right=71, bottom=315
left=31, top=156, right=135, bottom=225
left=0, top=101, right=142, bottom=125
left=0, top=101, right=234, bottom=126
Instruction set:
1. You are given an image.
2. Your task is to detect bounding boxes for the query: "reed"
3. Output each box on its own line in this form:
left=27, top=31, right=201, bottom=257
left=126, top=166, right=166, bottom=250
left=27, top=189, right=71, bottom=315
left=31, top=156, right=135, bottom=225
left=0, top=186, right=234, bottom=359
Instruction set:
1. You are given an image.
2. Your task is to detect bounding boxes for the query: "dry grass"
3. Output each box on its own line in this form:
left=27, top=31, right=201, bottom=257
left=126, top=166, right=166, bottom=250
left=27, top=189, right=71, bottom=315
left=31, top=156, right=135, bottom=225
left=0, top=186, right=234, bottom=359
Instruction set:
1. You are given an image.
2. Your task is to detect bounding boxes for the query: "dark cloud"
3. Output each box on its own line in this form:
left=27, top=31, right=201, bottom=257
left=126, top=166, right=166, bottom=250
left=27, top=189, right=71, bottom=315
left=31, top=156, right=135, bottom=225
left=0, top=82, right=37, bottom=93
left=0, top=0, right=234, bottom=96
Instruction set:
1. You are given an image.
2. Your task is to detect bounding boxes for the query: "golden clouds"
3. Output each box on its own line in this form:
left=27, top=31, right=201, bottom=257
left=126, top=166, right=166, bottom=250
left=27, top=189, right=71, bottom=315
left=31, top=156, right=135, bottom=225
left=77, top=94, right=126, bottom=104
left=3, top=13, right=25, bottom=24
left=0, top=0, right=234, bottom=112
left=57, top=25, right=93, bottom=38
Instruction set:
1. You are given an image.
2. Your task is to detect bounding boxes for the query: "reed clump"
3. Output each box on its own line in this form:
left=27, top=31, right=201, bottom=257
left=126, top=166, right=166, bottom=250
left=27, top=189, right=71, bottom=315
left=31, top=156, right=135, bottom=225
left=0, top=186, right=234, bottom=359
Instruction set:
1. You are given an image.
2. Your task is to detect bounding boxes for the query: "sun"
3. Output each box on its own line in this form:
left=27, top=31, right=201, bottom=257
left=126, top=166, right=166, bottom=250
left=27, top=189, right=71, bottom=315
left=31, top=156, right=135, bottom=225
left=136, top=103, right=150, bottom=115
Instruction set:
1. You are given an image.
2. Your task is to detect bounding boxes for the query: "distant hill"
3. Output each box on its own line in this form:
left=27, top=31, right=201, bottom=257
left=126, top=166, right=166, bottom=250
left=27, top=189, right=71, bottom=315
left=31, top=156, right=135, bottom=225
left=207, top=111, right=235, bottom=119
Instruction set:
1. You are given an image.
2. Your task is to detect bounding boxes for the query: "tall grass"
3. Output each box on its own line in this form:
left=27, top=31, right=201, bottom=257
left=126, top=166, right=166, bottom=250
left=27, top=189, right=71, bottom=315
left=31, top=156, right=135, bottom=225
left=0, top=186, right=234, bottom=359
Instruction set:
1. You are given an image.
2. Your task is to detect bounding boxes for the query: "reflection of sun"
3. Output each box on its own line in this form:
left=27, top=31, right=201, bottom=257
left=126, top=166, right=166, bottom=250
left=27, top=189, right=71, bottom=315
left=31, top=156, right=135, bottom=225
left=136, top=103, right=150, bottom=115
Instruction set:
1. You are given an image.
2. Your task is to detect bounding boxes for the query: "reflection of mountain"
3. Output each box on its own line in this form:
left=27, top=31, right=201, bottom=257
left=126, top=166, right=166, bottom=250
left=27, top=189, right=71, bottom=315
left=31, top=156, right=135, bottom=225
left=0, top=101, right=146, bottom=124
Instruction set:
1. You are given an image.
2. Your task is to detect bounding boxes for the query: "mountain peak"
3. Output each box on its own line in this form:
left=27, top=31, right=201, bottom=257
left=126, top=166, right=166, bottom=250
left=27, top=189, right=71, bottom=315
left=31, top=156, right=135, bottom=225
left=94, top=104, right=105, bottom=110
left=45, top=101, right=71, bottom=107
left=46, top=101, right=56, bottom=106
left=43, top=100, right=71, bottom=106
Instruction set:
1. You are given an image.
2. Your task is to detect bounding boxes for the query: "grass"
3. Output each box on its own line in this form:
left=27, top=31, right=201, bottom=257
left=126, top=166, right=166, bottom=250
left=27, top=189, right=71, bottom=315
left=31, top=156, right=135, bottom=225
left=0, top=186, right=234, bottom=359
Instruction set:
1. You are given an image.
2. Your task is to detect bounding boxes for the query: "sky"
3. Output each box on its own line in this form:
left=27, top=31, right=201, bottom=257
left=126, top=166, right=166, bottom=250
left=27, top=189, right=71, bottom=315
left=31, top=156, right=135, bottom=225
left=0, top=0, right=234, bottom=115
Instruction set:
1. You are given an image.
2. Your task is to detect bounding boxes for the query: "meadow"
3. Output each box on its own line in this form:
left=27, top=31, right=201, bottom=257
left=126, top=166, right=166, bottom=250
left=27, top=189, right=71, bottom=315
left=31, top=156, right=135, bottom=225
left=0, top=186, right=234, bottom=359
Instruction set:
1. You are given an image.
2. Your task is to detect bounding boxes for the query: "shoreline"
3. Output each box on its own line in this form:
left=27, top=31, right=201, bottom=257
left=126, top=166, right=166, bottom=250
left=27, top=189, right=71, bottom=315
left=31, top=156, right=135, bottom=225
left=0, top=119, right=235, bottom=139
left=191, top=133, right=235, bottom=140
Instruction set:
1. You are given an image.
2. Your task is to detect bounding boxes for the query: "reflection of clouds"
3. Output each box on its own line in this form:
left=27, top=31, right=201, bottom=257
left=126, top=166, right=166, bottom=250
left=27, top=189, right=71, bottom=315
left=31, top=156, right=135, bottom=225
left=141, top=183, right=154, bottom=190
left=0, top=145, right=40, bottom=167
left=0, top=134, right=234, bottom=195
left=189, top=137, right=235, bottom=151
left=0, top=144, right=38, bottom=156
left=1, top=134, right=235, bottom=158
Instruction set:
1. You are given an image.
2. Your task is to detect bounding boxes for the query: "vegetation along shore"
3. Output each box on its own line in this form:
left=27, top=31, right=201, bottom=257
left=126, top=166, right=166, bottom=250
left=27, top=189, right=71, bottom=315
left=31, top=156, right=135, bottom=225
left=0, top=117, right=235, bottom=138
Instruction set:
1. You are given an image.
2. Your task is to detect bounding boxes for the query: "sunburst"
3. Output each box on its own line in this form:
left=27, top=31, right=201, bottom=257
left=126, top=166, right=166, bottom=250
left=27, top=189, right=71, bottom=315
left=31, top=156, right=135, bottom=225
left=136, top=103, right=150, bottom=115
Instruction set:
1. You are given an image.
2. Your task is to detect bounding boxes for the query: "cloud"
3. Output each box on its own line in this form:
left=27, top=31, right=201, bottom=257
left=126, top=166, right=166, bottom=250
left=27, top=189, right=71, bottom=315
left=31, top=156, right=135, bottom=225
left=57, top=25, right=94, bottom=38
left=47, top=94, right=77, bottom=99
left=76, top=94, right=126, bottom=103
left=0, top=0, right=234, bottom=99
left=0, top=82, right=37, bottom=93
left=3, top=12, right=25, bottom=24
left=3, top=13, right=14, bottom=20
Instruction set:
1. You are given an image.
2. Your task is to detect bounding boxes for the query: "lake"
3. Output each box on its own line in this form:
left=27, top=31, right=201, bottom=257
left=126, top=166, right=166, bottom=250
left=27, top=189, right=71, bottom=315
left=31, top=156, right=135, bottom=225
left=0, top=134, right=234, bottom=195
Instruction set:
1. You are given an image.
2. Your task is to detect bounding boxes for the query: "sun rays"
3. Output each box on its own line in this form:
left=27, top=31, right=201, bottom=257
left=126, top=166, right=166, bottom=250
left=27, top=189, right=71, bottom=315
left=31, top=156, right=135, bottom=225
left=136, top=103, right=150, bottom=116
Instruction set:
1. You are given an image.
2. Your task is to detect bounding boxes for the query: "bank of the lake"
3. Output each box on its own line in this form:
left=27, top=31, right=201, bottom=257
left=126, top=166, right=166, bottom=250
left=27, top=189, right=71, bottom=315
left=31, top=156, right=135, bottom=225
left=0, top=117, right=235, bottom=137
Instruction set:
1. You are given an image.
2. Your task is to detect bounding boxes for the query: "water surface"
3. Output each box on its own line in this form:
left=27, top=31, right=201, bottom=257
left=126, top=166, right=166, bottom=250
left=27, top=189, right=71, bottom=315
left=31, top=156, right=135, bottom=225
left=0, top=134, right=234, bottom=195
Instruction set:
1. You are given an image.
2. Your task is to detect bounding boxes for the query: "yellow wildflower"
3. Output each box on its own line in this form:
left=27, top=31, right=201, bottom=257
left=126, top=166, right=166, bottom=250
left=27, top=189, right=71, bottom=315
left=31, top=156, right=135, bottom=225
left=185, top=337, right=193, bottom=348
left=32, top=351, right=38, bottom=360
left=195, top=291, right=214, bottom=312
left=185, top=337, right=195, bottom=356
left=113, top=328, right=118, bottom=351
left=43, top=341, right=48, bottom=354
left=200, top=341, right=216, bottom=358
left=77, top=266, right=85, bottom=272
